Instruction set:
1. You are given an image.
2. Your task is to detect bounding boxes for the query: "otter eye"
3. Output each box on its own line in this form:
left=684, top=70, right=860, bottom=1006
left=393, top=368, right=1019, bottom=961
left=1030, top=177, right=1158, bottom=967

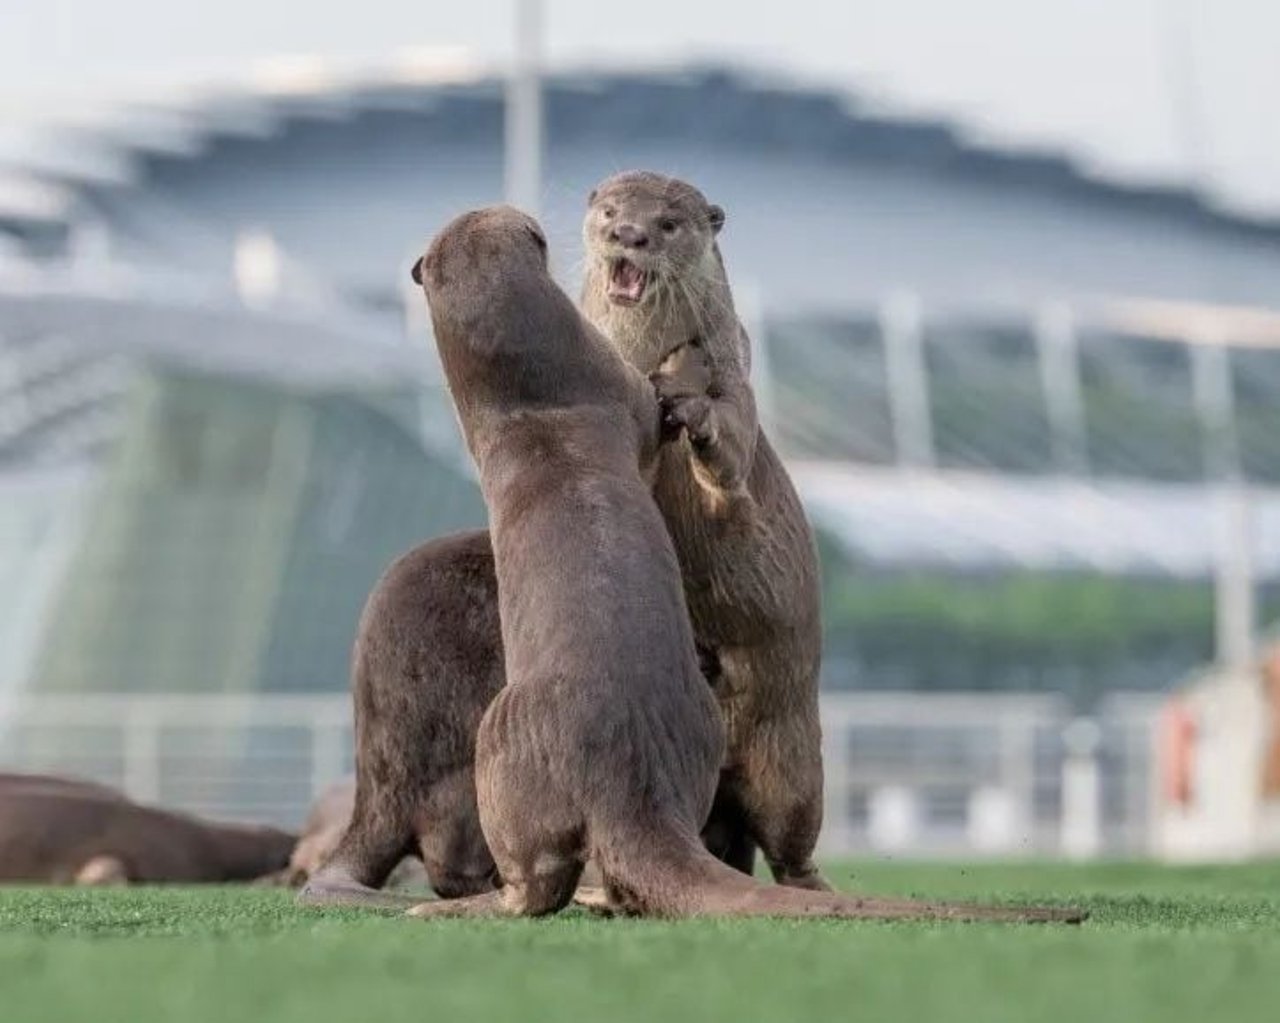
left=659, top=218, right=679, bottom=234
left=601, top=206, right=616, bottom=220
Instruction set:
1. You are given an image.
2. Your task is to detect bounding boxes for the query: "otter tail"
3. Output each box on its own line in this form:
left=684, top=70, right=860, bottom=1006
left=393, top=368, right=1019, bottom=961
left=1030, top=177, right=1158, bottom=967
left=601, top=820, right=1086, bottom=924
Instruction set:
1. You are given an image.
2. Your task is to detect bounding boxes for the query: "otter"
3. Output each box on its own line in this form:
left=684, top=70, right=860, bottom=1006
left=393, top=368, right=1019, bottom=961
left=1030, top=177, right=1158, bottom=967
left=397, top=204, right=1079, bottom=923
left=578, top=171, right=827, bottom=889
left=296, top=173, right=1041, bottom=912
left=302, top=172, right=834, bottom=908
left=0, top=772, right=297, bottom=884
left=278, top=777, right=430, bottom=890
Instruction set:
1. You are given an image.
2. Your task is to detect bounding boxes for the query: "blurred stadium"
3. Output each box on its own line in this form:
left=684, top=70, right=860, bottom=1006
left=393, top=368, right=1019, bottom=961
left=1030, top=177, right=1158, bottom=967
left=2, top=50, right=1278, bottom=861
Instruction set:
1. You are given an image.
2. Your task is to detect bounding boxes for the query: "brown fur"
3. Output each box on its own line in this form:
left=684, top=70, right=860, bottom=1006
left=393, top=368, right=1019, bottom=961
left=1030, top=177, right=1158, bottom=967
left=298, top=532, right=504, bottom=909
left=277, top=778, right=430, bottom=890
left=301, top=176, right=1080, bottom=921
left=0, top=773, right=296, bottom=884
left=396, top=205, right=1081, bottom=923
left=299, top=175, right=791, bottom=910
left=579, top=171, right=826, bottom=888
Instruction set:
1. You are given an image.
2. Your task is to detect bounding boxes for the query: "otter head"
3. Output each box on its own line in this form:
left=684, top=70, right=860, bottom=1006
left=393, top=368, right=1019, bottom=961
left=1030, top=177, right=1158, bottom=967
left=584, top=171, right=725, bottom=308
left=414, top=205, right=547, bottom=294
left=413, top=205, right=550, bottom=348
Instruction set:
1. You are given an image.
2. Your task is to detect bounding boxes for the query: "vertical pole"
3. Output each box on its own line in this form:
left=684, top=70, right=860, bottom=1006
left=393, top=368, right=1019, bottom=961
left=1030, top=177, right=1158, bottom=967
left=1191, top=335, right=1254, bottom=671
left=1034, top=303, right=1089, bottom=476
left=309, top=723, right=347, bottom=810
left=738, top=280, right=778, bottom=442
left=1213, top=486, right=1256, bottom=672
left=505, top=0, right=544, bottom=218
left=1190, top=339, right=1240, bottom=482
left=880, top=291, right=934, bottom=469
left=1060, top=717, right=1102, bottom=860
left=123, top=706, right=161, bottom=804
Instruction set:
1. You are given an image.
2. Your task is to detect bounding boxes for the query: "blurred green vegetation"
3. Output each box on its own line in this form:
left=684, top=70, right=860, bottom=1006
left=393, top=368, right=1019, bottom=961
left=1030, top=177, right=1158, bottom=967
left=815, top=530, right=1280, bottom=699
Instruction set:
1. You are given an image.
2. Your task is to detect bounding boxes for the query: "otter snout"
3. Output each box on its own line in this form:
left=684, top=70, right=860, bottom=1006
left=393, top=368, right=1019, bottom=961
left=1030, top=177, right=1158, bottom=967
left=609, top=223, right=650, bottom=250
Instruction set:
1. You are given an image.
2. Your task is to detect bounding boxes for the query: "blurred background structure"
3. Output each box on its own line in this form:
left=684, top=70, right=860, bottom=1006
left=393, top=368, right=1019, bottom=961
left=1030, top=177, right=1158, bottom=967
left=1, top=2, right=1278, bottom=861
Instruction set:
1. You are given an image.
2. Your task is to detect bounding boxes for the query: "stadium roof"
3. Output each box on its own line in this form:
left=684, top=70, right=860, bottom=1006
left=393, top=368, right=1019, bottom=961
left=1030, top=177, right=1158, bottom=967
left=0, top=288, right=431, bottom=468
left=4, top=65, right=1280, bottom=250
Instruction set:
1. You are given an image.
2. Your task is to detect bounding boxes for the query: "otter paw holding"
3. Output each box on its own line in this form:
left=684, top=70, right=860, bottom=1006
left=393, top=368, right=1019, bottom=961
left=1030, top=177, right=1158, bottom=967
left=650, top=341, right=716, bottom=448
left=660, top=393, right=720, bottom=451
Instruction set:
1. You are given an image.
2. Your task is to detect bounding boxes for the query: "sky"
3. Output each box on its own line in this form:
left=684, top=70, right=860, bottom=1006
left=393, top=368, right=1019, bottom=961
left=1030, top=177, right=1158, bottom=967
left=2, top=0, right=1278, bottom=216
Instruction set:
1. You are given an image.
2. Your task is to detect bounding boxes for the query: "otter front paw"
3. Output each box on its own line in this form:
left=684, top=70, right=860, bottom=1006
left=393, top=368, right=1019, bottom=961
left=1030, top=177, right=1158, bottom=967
left=650, top=340, right=715, bottom=446
left=659, top=393, right=719, bottom=450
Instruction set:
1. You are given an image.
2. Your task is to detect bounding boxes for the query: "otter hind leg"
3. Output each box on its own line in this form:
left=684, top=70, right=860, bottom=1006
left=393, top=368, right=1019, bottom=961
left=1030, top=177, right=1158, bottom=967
left=298, top=800, right=416, bottom=910
left=416, top=770, right=498, bottom=900
left=408, top=859, right=582, bottom=920
left=731, top=716, right=833, bottom=892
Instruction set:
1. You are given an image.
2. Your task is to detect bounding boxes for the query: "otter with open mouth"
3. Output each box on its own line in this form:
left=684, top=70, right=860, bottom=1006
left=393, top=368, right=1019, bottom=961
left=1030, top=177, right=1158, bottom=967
left=402, top=204, right=1082, bottom=924
left=580, top=171, right=831, bottom=892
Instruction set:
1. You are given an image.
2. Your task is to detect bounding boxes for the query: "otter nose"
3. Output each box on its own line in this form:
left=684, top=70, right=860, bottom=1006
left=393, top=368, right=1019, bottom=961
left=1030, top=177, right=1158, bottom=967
left=609, top=223, right=649, bottom=249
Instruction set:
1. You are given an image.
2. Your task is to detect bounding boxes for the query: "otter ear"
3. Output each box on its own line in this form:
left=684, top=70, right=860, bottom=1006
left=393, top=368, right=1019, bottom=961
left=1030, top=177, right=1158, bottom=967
left=707, top=204, right=726, bottom=235
left=587, top=188, right=598, bottom=206
left=411, top=256, right=425, bottom=286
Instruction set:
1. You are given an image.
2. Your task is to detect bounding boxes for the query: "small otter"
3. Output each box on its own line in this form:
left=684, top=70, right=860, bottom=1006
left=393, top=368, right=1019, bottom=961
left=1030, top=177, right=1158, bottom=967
left=398, top=205, right=1079, bottom=924
left=299, top=531, right=504, bottom=909
left=0, top=772, right=297, bottom=884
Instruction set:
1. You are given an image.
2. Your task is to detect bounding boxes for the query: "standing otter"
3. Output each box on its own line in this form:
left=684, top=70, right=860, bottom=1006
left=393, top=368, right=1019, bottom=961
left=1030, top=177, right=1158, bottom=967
left=402, top=205, right=1079, bottom=923
left=303, top=173, right=819, bottom=907
left=579, top=171, right=826, bottom=888
left=0, top=772, right=297, bottom=884
left=298, top=173, right=933, bottom=909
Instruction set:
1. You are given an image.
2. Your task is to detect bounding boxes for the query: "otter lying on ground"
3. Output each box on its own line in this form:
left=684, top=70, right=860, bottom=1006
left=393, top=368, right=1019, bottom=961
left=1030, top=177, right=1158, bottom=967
left=0, top=772, right=297, bottom=884
left=399, top=205, right=1080, bottom=923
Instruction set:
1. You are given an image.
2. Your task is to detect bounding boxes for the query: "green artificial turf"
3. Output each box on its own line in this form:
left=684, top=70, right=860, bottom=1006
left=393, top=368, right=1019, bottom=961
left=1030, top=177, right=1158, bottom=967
left=1, top=860, right=1277, bottom=1023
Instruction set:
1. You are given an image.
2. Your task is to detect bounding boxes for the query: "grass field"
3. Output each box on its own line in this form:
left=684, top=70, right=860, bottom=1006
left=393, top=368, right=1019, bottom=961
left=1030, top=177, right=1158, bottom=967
left=2, top=860, right=1278, bottom=1023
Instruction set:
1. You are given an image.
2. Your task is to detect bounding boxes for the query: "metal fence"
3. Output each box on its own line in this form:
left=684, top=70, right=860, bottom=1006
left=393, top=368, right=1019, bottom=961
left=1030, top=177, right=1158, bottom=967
left=0, top=691, right=1162, bottom=858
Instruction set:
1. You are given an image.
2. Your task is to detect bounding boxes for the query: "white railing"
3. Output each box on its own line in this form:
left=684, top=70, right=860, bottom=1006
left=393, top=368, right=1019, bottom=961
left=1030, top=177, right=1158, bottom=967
left=0, top=691, right=1162, bottom=857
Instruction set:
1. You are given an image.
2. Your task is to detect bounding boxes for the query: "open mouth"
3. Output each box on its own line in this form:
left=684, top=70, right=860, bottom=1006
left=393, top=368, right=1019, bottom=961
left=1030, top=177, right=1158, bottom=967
left=608, top=258, right=648, bottom=305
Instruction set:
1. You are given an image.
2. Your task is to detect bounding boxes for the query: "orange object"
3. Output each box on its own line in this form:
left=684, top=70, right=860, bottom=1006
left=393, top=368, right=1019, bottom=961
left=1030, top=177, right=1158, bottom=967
left=1159, top=699, right=1197, bottom=807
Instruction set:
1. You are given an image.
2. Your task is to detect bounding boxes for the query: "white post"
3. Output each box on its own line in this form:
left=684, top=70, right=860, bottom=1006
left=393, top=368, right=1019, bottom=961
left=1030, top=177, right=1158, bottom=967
left=309, top=723, right=348, bottom=805
left=967, top=787, right=1018, bottom=853
left=233, top=229, right=282, bottom=308
left=123, top=707, right=162, bottom=804
left=1034, top=302, right=1089, bottom=476
left=1060, top=717, right=1103, bottom=860
left=1190, top=336, right=1254, bottom=670
left=817, top=702, right=855, bottom=856
left=505, top=0, right=544, bottom=217
left=738, top=280, right=777, bottom=441
left=1190, top=339, right=1240, bottom=481
left=880, top=291, right=934, bottom=469
left=868, top=786, right=921, bottom=852
left=1213, top=485, right=1256, bottom=673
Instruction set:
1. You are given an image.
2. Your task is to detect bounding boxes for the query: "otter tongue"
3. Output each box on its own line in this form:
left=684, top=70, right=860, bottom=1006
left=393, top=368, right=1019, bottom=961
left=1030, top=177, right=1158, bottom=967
left=610, top=260, right=646, bottom=302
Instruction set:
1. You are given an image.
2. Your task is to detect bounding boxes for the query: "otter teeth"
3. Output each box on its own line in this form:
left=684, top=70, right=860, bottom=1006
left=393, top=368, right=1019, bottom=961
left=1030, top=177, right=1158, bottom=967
left=609, top=258, right=647, bottom=304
